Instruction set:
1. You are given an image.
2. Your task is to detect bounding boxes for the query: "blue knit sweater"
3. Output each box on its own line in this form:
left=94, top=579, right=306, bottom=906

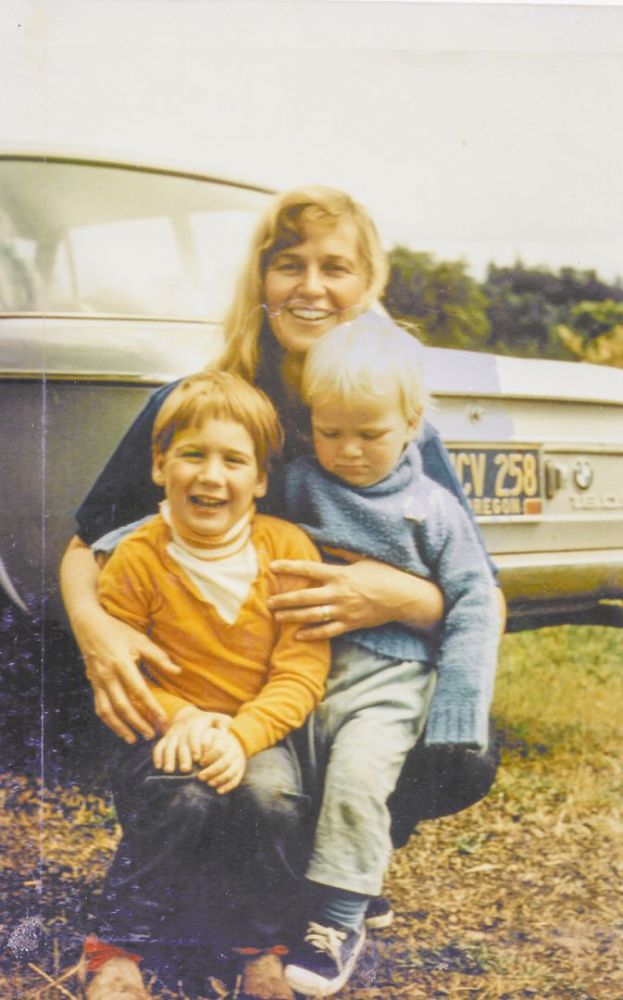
left=284, top=444, right=499, bottom=748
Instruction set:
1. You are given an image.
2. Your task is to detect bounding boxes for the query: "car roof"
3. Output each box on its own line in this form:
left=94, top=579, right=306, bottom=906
left=0, top=144, right=274, bottom=195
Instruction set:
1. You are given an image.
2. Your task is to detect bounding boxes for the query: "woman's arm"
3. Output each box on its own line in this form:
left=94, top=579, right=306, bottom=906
left=267, top=557, right=444, bottom=639
left=419, top=420, right=499, bottom=579
left=419, top=420, right=507, bottom=631
left=60, top=536, right=180, bottom=742
left=61, top=383, right=182, bottom=740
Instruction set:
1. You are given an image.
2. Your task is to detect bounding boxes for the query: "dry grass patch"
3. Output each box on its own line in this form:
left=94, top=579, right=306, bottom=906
left=1, top=625, right=622, bottom=998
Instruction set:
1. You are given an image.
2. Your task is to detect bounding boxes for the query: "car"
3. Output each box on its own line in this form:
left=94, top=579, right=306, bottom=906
left=1, top=149, right=622, bottom=631
left=423, top=346, right=623, bottom=629
left=0, top=148, right=270, bottom=622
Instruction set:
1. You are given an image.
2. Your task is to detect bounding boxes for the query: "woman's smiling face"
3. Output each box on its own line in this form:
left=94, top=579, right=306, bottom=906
left=263, top=219, right=369, bottom=356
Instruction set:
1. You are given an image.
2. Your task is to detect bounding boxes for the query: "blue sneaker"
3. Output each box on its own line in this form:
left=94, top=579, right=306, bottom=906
left=365, top=895, right=395, bottom=930
left=284, top=920, right=365, bottom=997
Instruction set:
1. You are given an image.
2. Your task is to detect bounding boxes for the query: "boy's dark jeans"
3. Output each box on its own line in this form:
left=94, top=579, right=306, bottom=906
left=95, top=736, right=311, bottom=962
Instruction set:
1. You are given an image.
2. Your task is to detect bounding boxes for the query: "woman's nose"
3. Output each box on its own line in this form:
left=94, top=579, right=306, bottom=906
left=297, top=264, right=325, bottom=297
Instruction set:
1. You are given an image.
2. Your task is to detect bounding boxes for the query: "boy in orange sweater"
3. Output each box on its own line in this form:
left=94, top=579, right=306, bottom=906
left=80, top=372, right=329, bottom=1000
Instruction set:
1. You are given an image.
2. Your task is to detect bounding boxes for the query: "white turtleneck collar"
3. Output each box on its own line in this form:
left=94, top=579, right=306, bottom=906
left=160, top=502, right=258, bottom=624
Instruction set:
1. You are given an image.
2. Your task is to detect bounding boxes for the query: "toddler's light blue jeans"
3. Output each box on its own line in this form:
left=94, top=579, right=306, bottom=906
left=307, top=639, right=436, bottom=897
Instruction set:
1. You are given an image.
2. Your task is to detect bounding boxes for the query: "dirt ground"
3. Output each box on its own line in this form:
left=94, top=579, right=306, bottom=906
left=1, top=624, right=622, bottom=999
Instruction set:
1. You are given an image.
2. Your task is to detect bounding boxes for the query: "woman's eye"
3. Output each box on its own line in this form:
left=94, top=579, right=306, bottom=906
left=274, top=261, right=300, bottom=273
left=225, top=455, right=248, bottom=465
left=325, top=264, right=349, bottom=275
left=181, top=450, right=203, bottom=460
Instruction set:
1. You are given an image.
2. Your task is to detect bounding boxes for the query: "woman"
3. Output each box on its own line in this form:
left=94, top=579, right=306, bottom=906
left=60, top=187, right=466, bottom=742
left=61, top=186, right=502, bottom=997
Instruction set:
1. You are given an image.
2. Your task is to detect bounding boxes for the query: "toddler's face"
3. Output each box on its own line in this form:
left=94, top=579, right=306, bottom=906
left=152, top=417, right=266, bottom=544
left=311, top=396, right=418, bottom=488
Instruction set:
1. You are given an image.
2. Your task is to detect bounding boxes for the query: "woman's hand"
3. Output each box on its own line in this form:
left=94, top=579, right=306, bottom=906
left=60, top=535, right=181, bottom=743
left=78, top=609, right=182, bottom=743
left=267, top=558, right=444, bottom=640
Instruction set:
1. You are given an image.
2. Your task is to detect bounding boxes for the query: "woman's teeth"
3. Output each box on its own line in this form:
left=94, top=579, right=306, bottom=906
left=290, top=308, right=332, bottom=321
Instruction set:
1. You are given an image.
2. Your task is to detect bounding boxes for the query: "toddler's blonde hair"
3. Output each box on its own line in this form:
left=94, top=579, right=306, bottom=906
left=301, top=311, right=426, bottom=425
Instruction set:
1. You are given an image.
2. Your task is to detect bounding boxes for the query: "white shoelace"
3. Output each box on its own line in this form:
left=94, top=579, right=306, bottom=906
left=303, top=922, right=348, bottom=969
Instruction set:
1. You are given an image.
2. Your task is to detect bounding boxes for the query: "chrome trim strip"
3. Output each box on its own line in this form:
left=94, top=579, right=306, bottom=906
left=429, top=388, right=623, bottom=407
left=2, top=369, right=620, bottom=408
left=447, top=441, right=541, bottom=449
left=0, top=312, right=211, bottom=324
left=0, top=371, right=169, bottom=385
left=495, top=550, right=623, bottom=573
left=542, top=443, right=623, bottom=456
left=447, top=441, right=623, bottom=456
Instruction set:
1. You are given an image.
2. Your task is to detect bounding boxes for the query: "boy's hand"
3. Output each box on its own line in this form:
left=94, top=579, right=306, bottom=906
left=197, top=731, right=247, bottom=794
left=152, top=707, right=232, bottom=774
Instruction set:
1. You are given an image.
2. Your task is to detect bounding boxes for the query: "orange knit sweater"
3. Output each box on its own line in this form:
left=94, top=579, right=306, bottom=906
left=97, top=513, right=330, bottom=757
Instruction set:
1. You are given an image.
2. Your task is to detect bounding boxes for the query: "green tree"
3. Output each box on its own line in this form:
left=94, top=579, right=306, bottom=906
left=383, top=247, right=490, bottom=351
left=482, top=262, right=623, bottom=359
left=557, top=299, right=623, bottom=367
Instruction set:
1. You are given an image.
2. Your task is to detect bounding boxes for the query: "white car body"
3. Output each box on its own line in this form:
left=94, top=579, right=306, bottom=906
left=1, top=149, right=622, bottom=628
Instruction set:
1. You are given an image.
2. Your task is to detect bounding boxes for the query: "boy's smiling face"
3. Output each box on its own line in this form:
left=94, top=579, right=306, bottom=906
left=152, top=417, right=267, bottom=545
left=311, top=395, right=420, bottom=488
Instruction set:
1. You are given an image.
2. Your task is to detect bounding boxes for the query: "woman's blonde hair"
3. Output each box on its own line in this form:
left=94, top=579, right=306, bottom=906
left=219, top=186, right=389, bottom=380
left=152, top=371, right=284, bottom=471
left=301, top=311, right=426, bottom=426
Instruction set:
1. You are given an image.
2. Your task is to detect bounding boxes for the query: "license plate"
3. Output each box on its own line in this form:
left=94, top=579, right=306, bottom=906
left=446, top=444, right=543, bottom=517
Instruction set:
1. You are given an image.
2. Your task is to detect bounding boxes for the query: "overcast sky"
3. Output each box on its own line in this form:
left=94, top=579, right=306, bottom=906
left=2, top=0, right=622, bottom=281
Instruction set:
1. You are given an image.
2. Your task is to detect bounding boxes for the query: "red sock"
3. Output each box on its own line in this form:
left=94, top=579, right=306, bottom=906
left=82, top=935, right=142, bottom=974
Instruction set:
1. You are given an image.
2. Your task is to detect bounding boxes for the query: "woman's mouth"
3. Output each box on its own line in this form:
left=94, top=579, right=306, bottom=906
left=288, top=306, right=334, bottom=322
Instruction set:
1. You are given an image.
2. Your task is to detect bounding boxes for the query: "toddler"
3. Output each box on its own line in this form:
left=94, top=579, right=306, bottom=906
left=282, top=311, right=500, bottom=998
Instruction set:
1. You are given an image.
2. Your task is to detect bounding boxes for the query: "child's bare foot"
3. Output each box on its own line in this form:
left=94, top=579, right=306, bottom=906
left=240, top=953, right=294, bottom=1000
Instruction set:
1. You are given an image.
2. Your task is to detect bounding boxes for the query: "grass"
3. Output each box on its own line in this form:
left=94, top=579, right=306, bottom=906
left=342, top=625, right=623, bottom=999
left=1, top=625, right=622, bottom=998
